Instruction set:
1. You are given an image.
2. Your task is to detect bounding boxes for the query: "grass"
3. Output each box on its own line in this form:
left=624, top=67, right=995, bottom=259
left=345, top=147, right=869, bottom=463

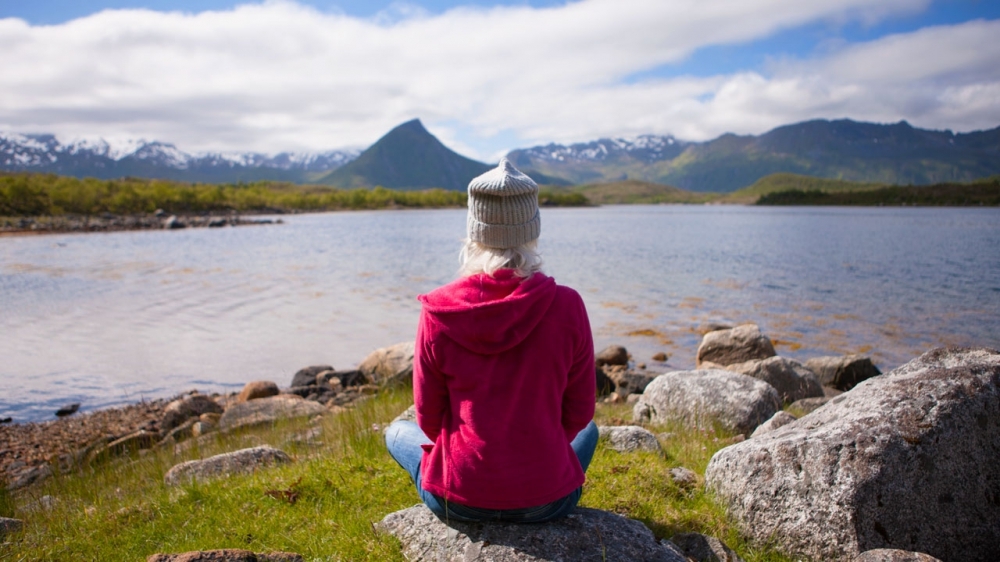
left=1, top=391, right=793, bottom=561
left=717, top=173, right=889, bottom=204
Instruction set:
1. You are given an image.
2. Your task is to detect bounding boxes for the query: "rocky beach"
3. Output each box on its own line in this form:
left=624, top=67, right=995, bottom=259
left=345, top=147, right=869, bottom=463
left=3, top=322, right=997, bottom=561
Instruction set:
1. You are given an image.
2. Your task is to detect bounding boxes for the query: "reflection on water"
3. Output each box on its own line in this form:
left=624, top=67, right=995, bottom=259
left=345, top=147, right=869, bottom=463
left=2, top=205, right=999, bottom=422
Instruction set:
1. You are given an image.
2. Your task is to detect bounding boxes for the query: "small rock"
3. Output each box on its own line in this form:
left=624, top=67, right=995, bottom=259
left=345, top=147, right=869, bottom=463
left=652, top=352, right=669, bottom=362
left=696, top=324, right=776, bottom=367
left=853, top=549, right=943, bottom=562
left=190, top=420, right=215, bottom=437
left=604, top=365, right=658, bottom=396
left=87, top=430, right=158, bottom=464
left=358, top=342, right=414, bottom=386
left=290, top=365, right=333, bottom=388
left=379, top=504, right=687, bottom=562
left=163, top=445, right=292, bottom=486
left=626, top=393, right=641, bottom=404
left=21, top=494, right=57, bottom=512
left=788, top=396, right=832, bottom=415
left=596, top=344, right=629, bottom=367
left=669, top=467, right=698, bottom=489
left=0, top=417, right=12, bottom=424
left=750, top=411, right=798, bottom=438
left=55, top=403, right=80, bottom=417
left=599, top=425, right=662, bottom=453
left=7, top=464, right=53, bottom=490
left=724, top=356, right=824, bottom=404
left=236, top=381, right=280, bottom=403
left=146, top=549, right=303, bottom=562
left=805, top=354, right=882, bottom=391
left=162, top=394, right=224, bottom=432
left=217, top=395, right=326, bottom=431
left=669, top=532, right=745, bottom=562
left=596, top=366, right=616, bottom=396
left=0, top=517, right=24, bottom=539
left=634, top=369, right=781, bottom=435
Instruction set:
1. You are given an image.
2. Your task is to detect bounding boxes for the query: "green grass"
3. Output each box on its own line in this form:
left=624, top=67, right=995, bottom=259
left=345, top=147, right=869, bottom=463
left=570, top=180, right=717, bottom=204
left=718, top=172, right=889, bottom=204
left=756, top=177, right=1000, bottom=206
left=1, top=393, right=792, bottom=561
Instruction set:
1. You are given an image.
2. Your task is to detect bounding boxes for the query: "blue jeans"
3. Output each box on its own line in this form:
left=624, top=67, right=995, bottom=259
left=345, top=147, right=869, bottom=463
left=385, top=419, right=599, bottom=523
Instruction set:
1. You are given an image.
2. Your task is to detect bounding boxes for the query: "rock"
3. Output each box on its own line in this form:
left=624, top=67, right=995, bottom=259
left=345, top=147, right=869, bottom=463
left=750, top=411, right=798, bottom=438
left=358, top=342, right=414, bottom=386
left=788, top=396, right=832, bottom=415
left=695, top=324, right=776, bottom=368
left=705, top=347, right=1000, bottom=562
left=0, top=517, right=24, bottom=539
left=290, top=365, right=333, bottom=388
left=724, top=356, right=824, bottom=404
left=163, top=445, right=292, bottom=486
left=0, top=417, right=11, bottom=424
left=282, top=386, right=315, bottom=398
left=669, top=467, right=697, bottom=489
left=86, top=430, right=158, bottom=464
left=853, top=549, right=942, bottom=562
left=236, top=381, right=280, bottom=403
left=652, top=352, right=668, bottom=362
left=320, top=369, right=366, bottom=388
left=596, top=366, right=616, bottom=396
left=669, top=532, right=745, bottom=562
left=6, top=464, right=53, bottom=490
left=218, top=395, right=327, bottom=431
left=55, top=403, right=80, bottom=417
left=378, top=504, right=687, bottom=562
left=21, top=494, right=57, bottom=512
left=626, top=393, right=641, bottom=404
left=162, top=394, right=224, bottom=432
left=163, top=215, right=186, bottom=229
left=191, top=420, right=215, bottom=437
left=599, top=425, right=662, bottom=453
left=604, top=365, right=658, bottom=397
left=805, top=354, right=882, bottom=391
left=596, top=344, right=629, bottom=367
left=633, top=370, right=781, bottom=435
left=164, top=418, right=199, bottom=444
left=146, top=549, right=303, bottom=561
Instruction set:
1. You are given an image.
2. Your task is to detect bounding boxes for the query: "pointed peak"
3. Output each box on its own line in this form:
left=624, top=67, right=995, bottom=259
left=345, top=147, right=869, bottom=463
left=392, top=118, right=429, bottom=134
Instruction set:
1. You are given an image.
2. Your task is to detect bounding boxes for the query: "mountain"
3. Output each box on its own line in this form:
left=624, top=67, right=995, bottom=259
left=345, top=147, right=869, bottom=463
left=0, top=133, right=359, bottom=183
left=319, top=119, right=491, bottom=190
left=508, top=120, right=1000, bottom=192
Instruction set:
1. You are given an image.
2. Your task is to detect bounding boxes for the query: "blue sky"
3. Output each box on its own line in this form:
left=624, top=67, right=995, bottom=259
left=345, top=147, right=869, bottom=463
left=1, top=0, right=998, bottom=159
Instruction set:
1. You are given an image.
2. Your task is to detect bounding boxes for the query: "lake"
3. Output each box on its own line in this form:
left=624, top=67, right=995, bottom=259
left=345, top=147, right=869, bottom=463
left=2, top=205, right=999, bottom=422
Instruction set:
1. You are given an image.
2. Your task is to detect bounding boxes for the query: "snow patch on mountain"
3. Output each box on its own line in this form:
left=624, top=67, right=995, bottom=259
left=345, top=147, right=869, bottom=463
left=514, top=134, right=686, bottom=163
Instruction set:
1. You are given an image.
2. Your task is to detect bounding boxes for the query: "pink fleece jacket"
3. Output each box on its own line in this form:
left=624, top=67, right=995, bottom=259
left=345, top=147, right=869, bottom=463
left=414, top=270, right=595, bottom=509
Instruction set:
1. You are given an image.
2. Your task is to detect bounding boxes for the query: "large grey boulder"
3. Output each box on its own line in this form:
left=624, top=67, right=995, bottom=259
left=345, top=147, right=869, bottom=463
left=805, top=354, right=881, bottom=391
left=162, top=394, right=224, bottom=432
left=218, top=394, right=326, bottom=431
left=725, top=356, right=823, bottom=404
left=633, top=370, right=781, bottom=435
left=705, top=347, right=1000, bottom=562
left=598, top=425, right=662, bottom=453
left=164, top=445, right=291, bottom=486
left=358, top=341, right=414, bottom=386
left=378, top=504, right=687, bottom=562
left=696, top=324, right=776, bottom=368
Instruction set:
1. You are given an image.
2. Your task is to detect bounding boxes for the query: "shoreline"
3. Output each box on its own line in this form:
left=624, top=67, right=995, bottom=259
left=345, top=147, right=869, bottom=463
left=0, top=211, right=285, bottom=237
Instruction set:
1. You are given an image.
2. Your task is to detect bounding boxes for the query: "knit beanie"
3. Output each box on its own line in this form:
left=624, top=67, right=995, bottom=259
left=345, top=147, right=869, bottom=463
left=466, top=158, right=540, bottom=249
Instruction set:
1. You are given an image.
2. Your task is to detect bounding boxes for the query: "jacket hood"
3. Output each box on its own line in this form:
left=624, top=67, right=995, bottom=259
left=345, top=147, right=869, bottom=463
left=417, top=270, right=557, bottom=355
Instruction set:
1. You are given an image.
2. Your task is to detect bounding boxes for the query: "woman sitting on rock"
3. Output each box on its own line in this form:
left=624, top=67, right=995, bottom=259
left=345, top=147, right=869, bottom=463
left=384, top=159, right=598, bottom=523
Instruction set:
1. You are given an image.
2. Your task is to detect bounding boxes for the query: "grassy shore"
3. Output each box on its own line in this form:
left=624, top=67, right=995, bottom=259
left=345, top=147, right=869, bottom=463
left=0, top=389, right=792, bottom=561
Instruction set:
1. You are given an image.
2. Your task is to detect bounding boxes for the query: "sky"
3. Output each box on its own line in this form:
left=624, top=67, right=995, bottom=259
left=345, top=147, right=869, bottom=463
left=1, top=0, right=998, bottom=161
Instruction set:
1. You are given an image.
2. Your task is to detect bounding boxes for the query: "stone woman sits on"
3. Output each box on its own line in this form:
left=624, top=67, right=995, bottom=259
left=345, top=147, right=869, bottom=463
left=384, top=159, right=598, bottom=523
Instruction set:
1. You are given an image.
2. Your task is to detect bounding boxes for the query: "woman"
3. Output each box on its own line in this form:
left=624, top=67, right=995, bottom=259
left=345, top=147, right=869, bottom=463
left=384, top=158, right=598, bottom=523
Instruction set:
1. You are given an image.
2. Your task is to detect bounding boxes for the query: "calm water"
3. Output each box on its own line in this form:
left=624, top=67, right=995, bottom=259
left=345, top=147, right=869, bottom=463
left=3, top=205, right=999, bottom=422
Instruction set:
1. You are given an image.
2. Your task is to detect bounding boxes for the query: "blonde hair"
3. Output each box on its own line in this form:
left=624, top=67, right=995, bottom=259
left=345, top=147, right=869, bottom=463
left=458, top=238, right=543, bottom=278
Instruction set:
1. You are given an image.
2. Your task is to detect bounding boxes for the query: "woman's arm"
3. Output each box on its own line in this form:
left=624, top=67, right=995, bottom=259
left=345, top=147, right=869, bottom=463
left=562, top=294, right=596, bottom=439
left=413, top=312, right=448, bottom=442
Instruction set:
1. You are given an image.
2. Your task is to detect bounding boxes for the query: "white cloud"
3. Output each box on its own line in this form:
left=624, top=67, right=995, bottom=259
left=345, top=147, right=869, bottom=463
left=1, top=0, right=994, bottom=160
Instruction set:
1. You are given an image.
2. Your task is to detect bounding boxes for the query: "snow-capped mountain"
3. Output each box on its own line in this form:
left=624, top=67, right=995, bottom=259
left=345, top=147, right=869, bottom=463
left=0, top=132, right=360, bottom=183
left=508, top=134, right=688, bottom=165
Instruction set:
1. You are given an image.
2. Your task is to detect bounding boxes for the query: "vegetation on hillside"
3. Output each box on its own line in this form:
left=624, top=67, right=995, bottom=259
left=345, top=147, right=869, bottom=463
left=756, top=177, right=1000, bottom=206
left=568, top=179, right=716, bottom=204
left=717, top=173, right=888, bottom=204
left=0, top=390, right=792, bottom=561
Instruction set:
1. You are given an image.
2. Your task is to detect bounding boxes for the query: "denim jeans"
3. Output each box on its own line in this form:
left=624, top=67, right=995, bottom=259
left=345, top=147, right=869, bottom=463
left=385, top=419, right=599, bottom=524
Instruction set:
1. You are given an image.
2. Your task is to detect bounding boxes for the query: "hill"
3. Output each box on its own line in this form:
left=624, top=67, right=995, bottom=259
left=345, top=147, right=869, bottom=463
left=568, top=179, right=714, bottom=204
left=319, top=119, right=491, bottom=191
left=717, top=173, right=889, bottom=204
left=508, top=119, right=1000, bottom=192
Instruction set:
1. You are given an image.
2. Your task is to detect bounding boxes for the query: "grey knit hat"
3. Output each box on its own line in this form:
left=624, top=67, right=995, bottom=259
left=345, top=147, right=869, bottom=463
left=466, top=158, right=540, bottom=249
